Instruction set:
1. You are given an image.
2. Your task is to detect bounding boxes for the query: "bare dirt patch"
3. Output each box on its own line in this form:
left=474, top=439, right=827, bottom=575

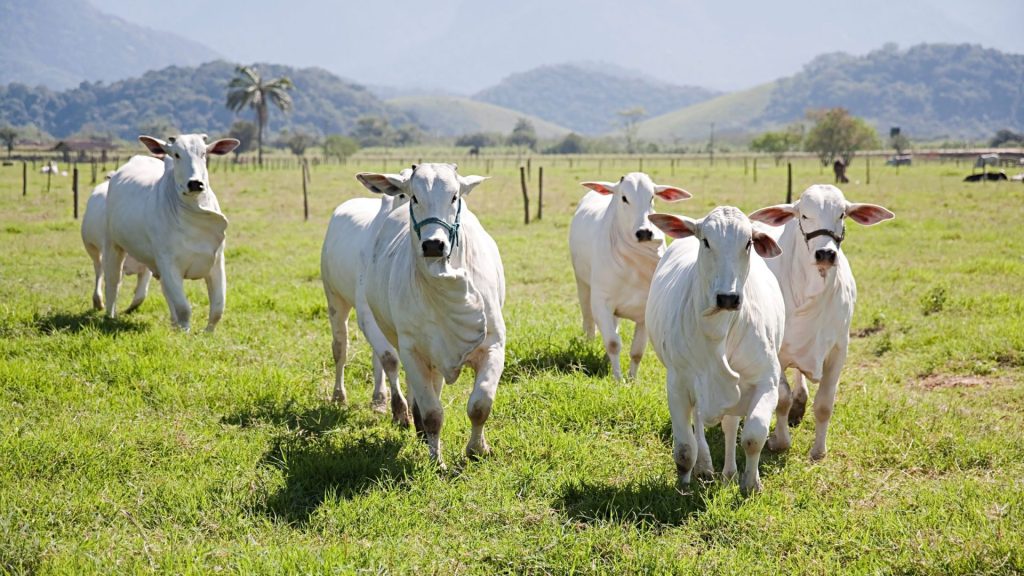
left=916, top=374, right=1001, bottom=391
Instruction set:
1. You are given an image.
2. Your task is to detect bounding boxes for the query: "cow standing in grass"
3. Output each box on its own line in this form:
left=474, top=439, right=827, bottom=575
left=82, top=179, right=153, bottom=313
left=104, top=134, right=238, bottom=332
left=749, top=185, right=894, bottom=460
left=357, top=164, right=505, bottom=467
left=321, top=174, right=411, bottom=424
left=646, top=206, right=785, bottom=495
left=569, top=172, right=691, bottom=380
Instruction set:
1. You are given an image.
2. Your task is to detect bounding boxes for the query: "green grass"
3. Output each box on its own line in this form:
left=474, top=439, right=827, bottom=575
left=1, top=155, right=1022, bottom=574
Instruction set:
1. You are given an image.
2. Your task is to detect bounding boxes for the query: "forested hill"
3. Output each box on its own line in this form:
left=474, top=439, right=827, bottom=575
left=0, top=0, right=220, bottom=90
left=0, top=61, right=407, bottom=140
left=762, top=43, right=1024, bottom=139
left=473, top=63, right=719, bottom=135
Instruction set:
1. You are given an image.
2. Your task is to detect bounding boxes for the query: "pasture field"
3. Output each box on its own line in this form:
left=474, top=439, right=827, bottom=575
left=1, top=154, right=1023, bottom=574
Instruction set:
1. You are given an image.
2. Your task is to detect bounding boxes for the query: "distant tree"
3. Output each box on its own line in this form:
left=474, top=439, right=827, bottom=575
left=322, top=134, right=359, bottom=162
left=750, top=125, right=803, bottom=166
left=804, top=108, right=880, bottom=166
left=545, top=132, right=586, bottom=154
left=990, top=129, right=1024, bottom=148
left=137, top=117, right=178, bottom=138
left=226, top=65, right=294, bottom=167
left=226, top=120, right=258, bottom=157
left=0, top=125, right=18, bottom=158
left=507, top=118, right=537, bottom=151
left=393, top=123, right=424, bottom=147
left=618, top=107, right=646, bottom=154
left=286, top=131, right=316, bottom=157
left=890, top=132, right=911, bottom=155
left=455, top=132, right=501, bottom=148
left=352, top=116, right=394, bottom=147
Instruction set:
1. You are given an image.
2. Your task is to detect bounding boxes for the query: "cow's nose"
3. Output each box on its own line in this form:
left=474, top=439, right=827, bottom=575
left=635, top=229, right=654, bottom=242
left=421, top=239, right=446, bottom=258
left=716, top=293, right=741, bottom=310
left=187, top=180, right=205, bottom=192
left=815, top=248, right=837, bottom=265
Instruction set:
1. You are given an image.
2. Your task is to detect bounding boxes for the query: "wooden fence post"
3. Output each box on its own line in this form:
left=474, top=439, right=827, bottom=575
left=302, top=159, right=309, bottom=222
left=753, top=158, right=758, bottom=183
left=786, top=162, right=793, bottom=203
left=519, top=165, right=530, bottom=225
left=537, top=166, right=543, bottom=221
left=866, top=156, right=871, bottom=185
left=22, top=161, right=27, bottom=196
left=73, top=167, right=79, bottom=219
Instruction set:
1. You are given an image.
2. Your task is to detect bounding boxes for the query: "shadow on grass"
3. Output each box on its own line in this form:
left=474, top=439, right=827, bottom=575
left=33, top=309, right=148, bottom=335
left=555, top=476, right=721, bottom=528
left=229, top=399, right=417, bottom=526
left=506, top=336, right=610, bottom=380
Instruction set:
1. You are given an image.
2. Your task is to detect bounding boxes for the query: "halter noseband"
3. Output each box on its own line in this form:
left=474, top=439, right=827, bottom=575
left=799, top=219, right=845, bottom=248
left=410, top=197, right=463, bottom=249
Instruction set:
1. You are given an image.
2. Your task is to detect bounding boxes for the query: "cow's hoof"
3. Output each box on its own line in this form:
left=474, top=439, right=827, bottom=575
left=740, top=476, right=763, bottom=497
left=370, top=394, right=388, bottom=414
left=809, top=447, right=827, bottom=462
left=766, top=432, right=791, bottom=453
left=788, top=397, right=807, bottom=427
left=722, top=465, right=738, bottom=482
left=466, top=440, right=491, bottom=460
left=331, top=391, right=348, bottom=405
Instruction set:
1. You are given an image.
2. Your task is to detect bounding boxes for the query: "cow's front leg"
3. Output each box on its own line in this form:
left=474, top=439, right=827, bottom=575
left=204, top=250, right=226, bottom=332
left=466, top=343, right=504, bottom=459
left=158, top=265, right=191, bottom=331
left=693, top=410, right=714, bottom=481
left=810, top=348, right=846, bottom=461
left=102, top=241, right=126, bottom=319
left=767, top=369, right=793, bottom=452
left=591, top=298, right=623, bottom=380
left=721, top=415, right=740, bottom=481
left=667, top=368, right=697, bottom=484
left=124, top=267, right=153, bottom=314
left=627, top=321, right=648, bottom=380
left=402, top=349, right=445, bottom=469
left=740, top=373, right=780, bottom=496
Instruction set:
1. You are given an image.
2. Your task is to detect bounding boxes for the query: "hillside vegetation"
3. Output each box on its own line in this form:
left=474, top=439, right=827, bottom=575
left=474, top=63, right=719, bottom=135
left=0, top=61, right=404, bottom=140
left=0, top=0, right=219, bottom=90
left=387, top=96, right=572, bottom=139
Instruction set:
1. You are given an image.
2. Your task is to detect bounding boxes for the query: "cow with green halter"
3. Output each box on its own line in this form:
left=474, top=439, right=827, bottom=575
left=356, top=163, right=505, bottom=468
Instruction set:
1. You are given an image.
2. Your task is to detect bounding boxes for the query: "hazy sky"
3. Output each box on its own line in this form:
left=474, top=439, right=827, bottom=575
left=89, top=0, right=1023, bottom=93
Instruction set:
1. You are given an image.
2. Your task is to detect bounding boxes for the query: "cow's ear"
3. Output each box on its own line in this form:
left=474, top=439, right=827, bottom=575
left=458, top=174, right=489, bottom=196
left=207, top=138, right=240, bottom=156
left=749, top=204, right=797, bottom=226
left=356, top=172, right=408, bottom=196
left=654, top=184, right=692, bottom=202
left=580, top=181, right=617, bottom=195
left=139, top=135, right=168, bottom=156
left=649, top=213, right=699, bottom=239
left=846, top=202, right=894, bottom=226
left=751, top=228, right=783, bottom=259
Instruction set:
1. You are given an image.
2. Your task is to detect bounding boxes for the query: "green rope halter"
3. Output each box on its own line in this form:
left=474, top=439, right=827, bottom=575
left=410, top=197, right=462, bottom=248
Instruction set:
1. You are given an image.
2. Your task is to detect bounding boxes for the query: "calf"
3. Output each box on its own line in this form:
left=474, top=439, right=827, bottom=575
left=749, top=184, right=894, bottom=460
left=82, top=179, right=153, bottom=312
left=358, top=164, right=505, bottom=467
left=646, top=206, right=785, bottom=495
left=104, top=134, right=238, bottom=331
left=321, top=179, right=410, bottom=424
left=569, top=172, right=691, bottom=380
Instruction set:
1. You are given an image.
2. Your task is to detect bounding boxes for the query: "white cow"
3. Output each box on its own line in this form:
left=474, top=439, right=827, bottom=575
left=104, top=134, right=239, bottom=332
left=749, top=185, right=894, bottom=460
left=81, top=179, right=153, bottom=312
left=569, top=172, right=691, bottom=380
left=321, top=175, right=410, bottom=424
left=646, top=206, right=785, bottom=495
left=357, top=163, right=505, bottom=467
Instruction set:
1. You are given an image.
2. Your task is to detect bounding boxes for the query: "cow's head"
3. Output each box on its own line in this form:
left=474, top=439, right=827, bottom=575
left=139, top=134, right=239, bottom=197
left=581, top=172, right=690, bottom=243
left=356, top=163, right=487, bottom=261
left=650, top=206, right=781, bottom=313
left=749, top=184, right=894, bottom=277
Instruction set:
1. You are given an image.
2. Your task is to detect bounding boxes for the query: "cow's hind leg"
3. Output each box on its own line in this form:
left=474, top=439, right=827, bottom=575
left=87, top=244, right=103, bottom=310
left=592, top=300, right=623, bottom=381
left=575, top=276, right=595, bottom=339
left=693, top=410, right=714, bottom=481
left=325, top=289, right=353, bottom=404
left=466, top=344, right=504, bottom=459
left=627, top=320, right=648, bottom=380
left=158, top=266, right=191, bottom=331
left=124, top=267, right=152, bottom=314
left=810, top=350, right=845, bottom=462
left=102, top=241, right=126, bottom=319
left=403, top=351, right=446, bottom=468
left=767, top=369, right=793, bottom=452
left=203, top=251, right=226, bottom=332
left=721, top=415, right=740, bottom=481
left=788, top=371, right=809, bottom=427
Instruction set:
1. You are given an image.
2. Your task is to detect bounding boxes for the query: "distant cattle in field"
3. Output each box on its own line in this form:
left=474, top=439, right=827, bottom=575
left=964, top=171, right=1008, bottom=182
left=975, top=153, right=999, bottom=168
left=886, top=155, right=912, bottom=166
left=833, top=160, right=848, bottom=183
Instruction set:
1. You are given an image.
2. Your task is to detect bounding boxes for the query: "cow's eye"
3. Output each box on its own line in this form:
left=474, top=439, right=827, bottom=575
left=746, top=239, right=752, bottom=251
left=702, top=238, right=710, bottom=249
left=174, top=153, right=180, bottom=159
left=452, top=195, right=457, bottom=204
left=801, top=214, right=808, bottom=219
left=839, top=214, right=846, bottom=220
left=398, top=194, right=406, bottom=200
left=621, top=196, right=629, bottom=204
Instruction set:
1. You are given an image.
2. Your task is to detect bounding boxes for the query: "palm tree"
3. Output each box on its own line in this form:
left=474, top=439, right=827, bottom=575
left=225, top=65, right=294, bottom=166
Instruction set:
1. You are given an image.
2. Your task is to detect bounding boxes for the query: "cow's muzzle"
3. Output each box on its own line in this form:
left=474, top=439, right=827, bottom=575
left=635, top=228, right=654, bottom=242
left=187, top=179, right=205, bottom=193
left=716, top=293, right=741, bottom=310
left=422, top=239, right=446, bottom=258
left=814, top=248, right=837, bottom=266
